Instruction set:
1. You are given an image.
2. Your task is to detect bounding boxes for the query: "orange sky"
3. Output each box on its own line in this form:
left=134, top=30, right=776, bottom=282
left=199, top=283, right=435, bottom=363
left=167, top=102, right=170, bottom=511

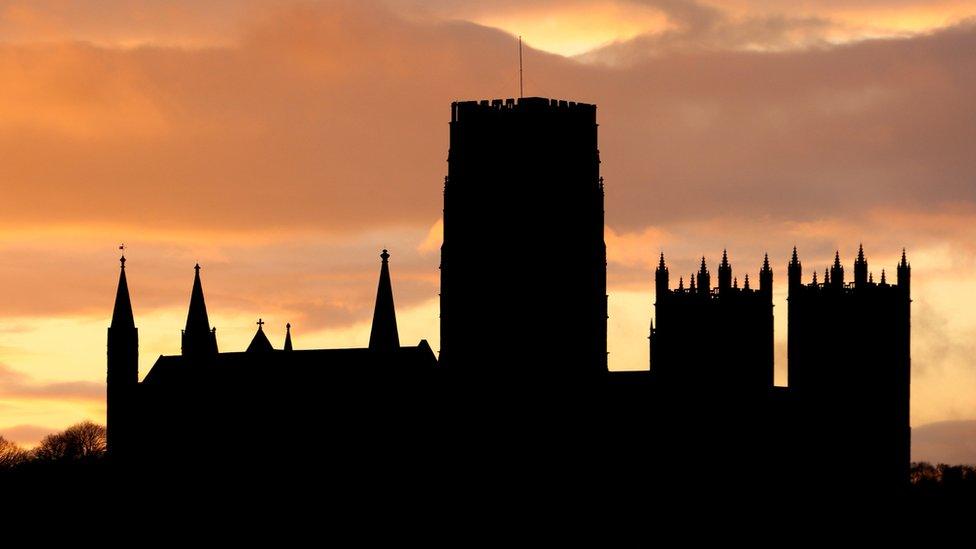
left=1, top=0, right=975, bottom=461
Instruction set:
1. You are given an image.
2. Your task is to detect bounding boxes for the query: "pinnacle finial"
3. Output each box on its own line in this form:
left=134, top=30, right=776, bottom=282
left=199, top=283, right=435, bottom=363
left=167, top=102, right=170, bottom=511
left=763, top=252, right=770, bottom=270
left=733, top=276, right=738, bottom=289
left=881, top=269, right=887, bottom=284
left=658, top=252, right=666, bottom=269
left=791, top=246, right=799, bottom=264
left=194, top=263, right=201, bottom=273
left=834, top=251, right=841, bottom=267
left=744, top=274, right=751, bottom=289
left=721, top=249, right=729, bottom=265
left=678, top=276, right=684, bottom=290
left=381, top=249, right=390, bottom=262
left=700, top=256, right=707, bottom=272
left=869, top=272, right=874, bottom=284
left=857, top=243, right=865, bottom=262
left=900, top=248, right=908, bottom=267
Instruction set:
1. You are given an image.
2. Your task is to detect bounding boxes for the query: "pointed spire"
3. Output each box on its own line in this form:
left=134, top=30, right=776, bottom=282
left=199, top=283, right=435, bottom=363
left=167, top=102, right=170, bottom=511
left=658, top=252, right=666, bottom=270
left=678, top=277, right=684, bottom=291
left=791, top=246, right=799, bottom=265
left=763, top=253, right=771, bottom=271
left=812, top=271, right=818, bottom=285
left=857, top=243, right=865, bottom=262
left=182, top=263, right=217, bottom=358
left=721, top=249, right=729, bottom=268
left=186, top=264, right=211, bottom=334
left=744, top=274, right=750, bottom=290
left=700, top=256, right=708, bottom=272
left=833, top=251, right=841, bottom=269
left=689, top=273, right=696, bottom=291
left=733, top=276, right=739, bottom=289
left=246, top=318, right=273, bottom=352
left=824, top=268, right=830, bottom=284
left=869, top=272, right=874, bottom=284
left=881, top=269, right=887, bottom=285
left=111, top=254, right=134, bottom=329
left=284, top=323, right=293, bottom=351
left=900, top=248, right=908, bottom=268
left=369, top=249, right=400, bottom=351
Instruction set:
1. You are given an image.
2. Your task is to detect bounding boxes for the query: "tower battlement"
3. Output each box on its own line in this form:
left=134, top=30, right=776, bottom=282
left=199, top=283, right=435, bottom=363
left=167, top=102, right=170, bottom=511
left=451, top=97, right=596, bottom=122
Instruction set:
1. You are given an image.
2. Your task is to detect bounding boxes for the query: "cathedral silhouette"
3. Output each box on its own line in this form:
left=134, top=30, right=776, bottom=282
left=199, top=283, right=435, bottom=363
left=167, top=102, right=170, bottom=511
left=107, top=97, right=911, bottom=493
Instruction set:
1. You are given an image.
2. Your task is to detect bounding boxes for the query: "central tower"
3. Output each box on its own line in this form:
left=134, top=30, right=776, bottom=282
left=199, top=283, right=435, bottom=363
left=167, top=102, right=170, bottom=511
left=440, top=97, right=607, bottom=378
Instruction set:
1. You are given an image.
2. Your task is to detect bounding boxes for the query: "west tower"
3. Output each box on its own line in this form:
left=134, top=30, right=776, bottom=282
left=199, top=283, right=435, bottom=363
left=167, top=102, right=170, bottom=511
left=439, top=98, right=607, bottom=378
left=107, top=254, right=138, bottom=459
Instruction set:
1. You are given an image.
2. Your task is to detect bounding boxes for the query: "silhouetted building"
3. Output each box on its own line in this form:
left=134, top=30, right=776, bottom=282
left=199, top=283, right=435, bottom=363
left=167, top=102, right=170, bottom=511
left=108, top=250, right=437, bottom=466
left=439, top=97, right=607, bottom=378
left=788, top=245, right=912, bottom=488
left=105, top=97, right=915, bottom=494
left=650, top=251, right=774, bottom=393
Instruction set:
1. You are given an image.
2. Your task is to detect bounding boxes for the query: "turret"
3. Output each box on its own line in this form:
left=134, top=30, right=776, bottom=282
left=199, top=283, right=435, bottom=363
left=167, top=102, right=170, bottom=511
left=718, top=250, right=732, bottom=295
left=830, top=251, right=844, bottom=288
left=788, top=247, right=802, bottom=290
left=107, top=252, right=138, bottom=459
left=181, top=264, right=218, bottom=360
left=697, top=257, right=710, bottom=296
left=854, top=244, right=868, bottom=288
left=897, top=248, right=910, bottom=298
left=760, top=252, right=773, bottom=297
left=369, top=249, right=400, bottom=351
left=655, top=253, right=669, bottom=298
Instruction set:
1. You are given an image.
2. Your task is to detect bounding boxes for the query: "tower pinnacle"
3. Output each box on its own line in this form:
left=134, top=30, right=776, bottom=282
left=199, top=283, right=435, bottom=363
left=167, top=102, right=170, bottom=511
left=369, top=249, right=400, bottom=351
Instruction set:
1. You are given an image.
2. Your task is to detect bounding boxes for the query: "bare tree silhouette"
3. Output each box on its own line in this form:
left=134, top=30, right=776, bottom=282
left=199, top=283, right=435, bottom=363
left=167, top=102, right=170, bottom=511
left=0, top=436, right=29, bottom=469
left=32, top=421, right=106, bottom=463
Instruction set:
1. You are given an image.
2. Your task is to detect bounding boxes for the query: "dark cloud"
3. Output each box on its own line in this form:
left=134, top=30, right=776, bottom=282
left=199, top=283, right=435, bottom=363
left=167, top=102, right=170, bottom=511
left=913, top=420, right=976, bottom=465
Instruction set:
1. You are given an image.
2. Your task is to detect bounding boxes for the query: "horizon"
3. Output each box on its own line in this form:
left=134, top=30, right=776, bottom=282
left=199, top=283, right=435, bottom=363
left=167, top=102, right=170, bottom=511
left=0, top=0, right=975, bottom=465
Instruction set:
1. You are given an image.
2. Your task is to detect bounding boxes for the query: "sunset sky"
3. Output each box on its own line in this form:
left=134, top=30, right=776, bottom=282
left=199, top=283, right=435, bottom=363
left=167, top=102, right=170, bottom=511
left=1, top=0, right=975, bottom=462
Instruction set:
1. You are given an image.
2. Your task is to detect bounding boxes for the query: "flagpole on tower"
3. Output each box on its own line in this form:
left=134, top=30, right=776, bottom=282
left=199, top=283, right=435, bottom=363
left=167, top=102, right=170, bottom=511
left=518, top=35, right=524, bottom=99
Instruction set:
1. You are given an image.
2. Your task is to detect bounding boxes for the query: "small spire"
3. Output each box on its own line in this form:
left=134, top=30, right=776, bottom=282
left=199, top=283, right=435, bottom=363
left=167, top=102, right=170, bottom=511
left=369, top=248, right=400, bottom=351
left=812, top=271, right=818, bottom=285
left=721, top=249, right=729, bottom=268
left=900, top=248, right=908, bottom=267
left=833, top=251, right=842, bottom=269
left=678, top=277, right=684, bottom=290
left=824, top=268, right=830, bottom=284
left=700, top=256, right=708, bottom=272
left=658, top=252, right=666, bottom=270
left=744, top=274, right=750, bottom=290
left=284, top=323, right=293, bottom=351
left=857, top=243, right=865, bottom=262
left=869, top=272, right=874, bottom=284
left=881, top=269, right=887, bottom=285
left=762, top=253, right=771, bottom=271
left=733, top=276, right=738, bottom=289
left=689, top=273, right=696, bottom=290
left=791, top=246, right=799, bottom=264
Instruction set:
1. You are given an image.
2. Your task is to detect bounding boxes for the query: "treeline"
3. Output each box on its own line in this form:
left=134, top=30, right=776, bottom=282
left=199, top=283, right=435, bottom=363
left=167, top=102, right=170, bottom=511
left=910, top=462, right=976, bottom=496
left=0, top=421, right=106, bottom=472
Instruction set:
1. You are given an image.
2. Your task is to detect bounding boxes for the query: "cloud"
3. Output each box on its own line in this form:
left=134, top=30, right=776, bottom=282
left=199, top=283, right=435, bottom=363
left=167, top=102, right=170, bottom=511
left=913, top=420, right=976, bottom=465
left=0, top=363, right=103, bottom=403
left=0, top=424, right=56, bottom=448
